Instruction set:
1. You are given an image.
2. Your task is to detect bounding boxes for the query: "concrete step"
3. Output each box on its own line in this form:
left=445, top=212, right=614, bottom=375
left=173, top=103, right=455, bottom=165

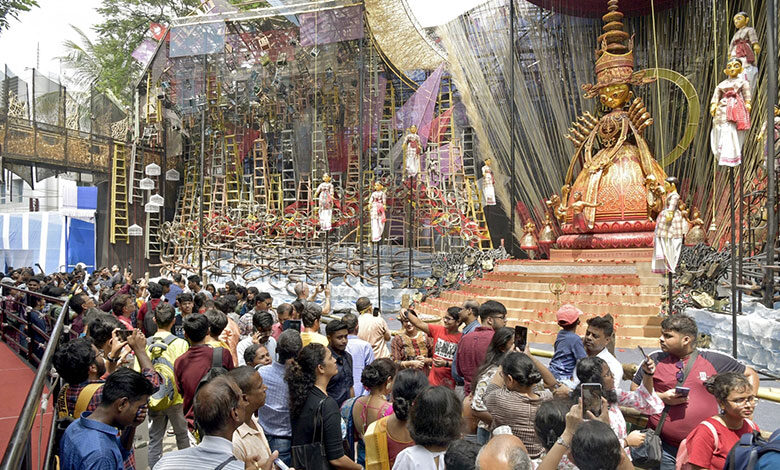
left=458, top=284, right=661, bottom=303
left=466, top=278, right=662, bottom=295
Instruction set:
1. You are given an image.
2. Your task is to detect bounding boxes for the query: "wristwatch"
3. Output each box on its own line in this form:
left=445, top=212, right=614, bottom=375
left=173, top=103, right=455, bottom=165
left=555, top=437, right=571, bottom=449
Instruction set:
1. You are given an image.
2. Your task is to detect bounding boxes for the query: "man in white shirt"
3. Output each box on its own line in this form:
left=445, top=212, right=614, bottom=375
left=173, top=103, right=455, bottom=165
left=355, top=297, right=391, bottom=359
left=342, top=313, right=374, bottom=396
left=580, top=314, right=624, bottom=388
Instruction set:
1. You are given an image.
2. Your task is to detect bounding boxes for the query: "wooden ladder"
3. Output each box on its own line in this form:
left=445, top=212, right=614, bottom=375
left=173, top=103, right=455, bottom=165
left=110, top=142, right=129, bottom=244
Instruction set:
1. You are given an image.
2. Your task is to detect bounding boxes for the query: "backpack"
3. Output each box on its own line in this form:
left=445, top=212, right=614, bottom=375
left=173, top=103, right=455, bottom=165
left=191, top=347, right=227, bottom=442
left=676, top=418, right=757, bottom=470
left=724, top=428, right=780, bottom=470
left=146, top=334, right=181, bottom=411
left=53, top=383, right=102, bottom=459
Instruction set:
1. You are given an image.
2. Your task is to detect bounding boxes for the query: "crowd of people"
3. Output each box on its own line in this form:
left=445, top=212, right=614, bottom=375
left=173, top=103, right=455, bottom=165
left=1, top=264, right=779, bottom=470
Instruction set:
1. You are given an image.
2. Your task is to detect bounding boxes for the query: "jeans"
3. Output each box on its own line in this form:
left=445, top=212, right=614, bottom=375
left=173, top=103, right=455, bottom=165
left=660, top=440, right=679, bottom=470
left=268, top=435, right=292, bottom=467
left=148, top=404, right=190, bottom=468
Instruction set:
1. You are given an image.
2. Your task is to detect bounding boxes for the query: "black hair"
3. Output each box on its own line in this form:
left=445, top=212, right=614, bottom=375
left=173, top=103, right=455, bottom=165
left=173, top=273, right=182, bottom=283
left=573, top=356, right=618, bottom=405
left=361, top=358, right=397, bottom=390
left=292, top=300, right=305, bottom=315
left=704, top=371, right=752, bottom=403
left=228, top=365, right=260, bottom=393
left=158, top=278, right=171, bottom=288
left=71, top=293, right=89, bottom=315
left=478, top=299, right=507, bottom=321
left=194, top=292, right=208, bottom=309
left=301, top=302, right=322, bottom=328
left=446, top=306, right=461, bottom=321
left=252, top=311, right=274, bottom=331
left=277, top=329, right=303, bottom=363
left=257, top=292, right=272, bottom=303
left=247, top=286, right=259, bottom=296
left=342, top=313, right=358, bottom=333
left=586, top=314, right=614, bottom=337
left=177, top=292, right=193, bottom=304
left=325, top=319, right=348, bottom=336
left=53, top=337, right=96, bottom=385
left=285, top=343, right=328, bottom=418
left=277, top=303, right=293, bottom=318
left=235, top=285, right=247, bottom=298
left=225, top=281, right=236, bottom=291
left=535, top=398, right=576, bottom=450
left=444, top=439, right=482, bottom=470
left=187, top=275, right=201, bottom=285
left=193, top=375, right=239, bottom=436
left=111, top=294, right=132, bottom=316
left=147, top=282, right=163, bottom=299
left=409, top=386, right=462, bottom=447
left=355, top=297, right=371, bottom=314
left=474, top=327, right=515, bottom=386
left=88, top=313, right=123, bottom=349
left=83, top=307, right=104, bottom=331
left=244, top=344, right=262, bottom=365
left=660, top=314, right=698, bottom=339
left=570, top=420, right=623, bottom=470
left=183, top=313, right=210, bottom=342
left=101, top=367, right=155, bottom=405
left=204, top=309, right=228, bottom=336
left=154, top=302, right=176, bottom=327
left=501, top=351, right=542, bottom=387
left=214, top=296, right=231, bottom=315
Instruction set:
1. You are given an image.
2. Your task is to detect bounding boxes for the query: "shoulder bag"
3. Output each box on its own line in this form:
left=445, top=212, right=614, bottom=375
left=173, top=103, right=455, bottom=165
left=292, top=398, right=331, bottom=470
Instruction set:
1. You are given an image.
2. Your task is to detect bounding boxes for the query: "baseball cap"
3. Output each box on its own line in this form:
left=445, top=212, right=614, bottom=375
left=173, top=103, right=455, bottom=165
left=556, top=304, right=582, bottom=326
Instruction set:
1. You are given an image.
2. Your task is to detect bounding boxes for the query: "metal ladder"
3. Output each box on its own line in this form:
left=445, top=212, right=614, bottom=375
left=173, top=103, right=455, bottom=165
left=110, top=142, right=129, bottom=244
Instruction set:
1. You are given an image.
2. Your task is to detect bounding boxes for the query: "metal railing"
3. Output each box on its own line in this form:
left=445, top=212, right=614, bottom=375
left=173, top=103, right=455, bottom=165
left=0, top=285, right=73, bottom=470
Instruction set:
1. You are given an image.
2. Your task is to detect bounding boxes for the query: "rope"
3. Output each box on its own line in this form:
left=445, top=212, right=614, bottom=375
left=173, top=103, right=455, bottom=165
left=711, top=0, right=718, bottom=227
left=650, top=0, right=666, bottom=165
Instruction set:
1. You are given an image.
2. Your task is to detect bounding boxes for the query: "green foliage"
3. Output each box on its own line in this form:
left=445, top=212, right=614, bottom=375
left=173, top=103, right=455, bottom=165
left=0, top=0, right=38, bottom=32
left=60, top=0, right=199, bottom=106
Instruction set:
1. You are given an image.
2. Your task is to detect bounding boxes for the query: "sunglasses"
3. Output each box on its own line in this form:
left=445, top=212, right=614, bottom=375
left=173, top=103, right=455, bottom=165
left=675, top=360, right=685, bottom=383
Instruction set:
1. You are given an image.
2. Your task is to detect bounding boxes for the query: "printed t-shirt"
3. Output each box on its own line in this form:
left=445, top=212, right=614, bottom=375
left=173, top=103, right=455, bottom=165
left=426, top=324, right=461, bottom=388
left=632, top=349, right=746, bottom=447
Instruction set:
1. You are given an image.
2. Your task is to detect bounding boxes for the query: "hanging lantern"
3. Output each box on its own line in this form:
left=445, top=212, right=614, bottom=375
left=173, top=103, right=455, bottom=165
left=165, top=169, right=180, bottom=181
left=139, top=177, right=155, bottom=190
left=145, top=202, right=160, bottom=213
left=145, top=162, right=161, bottom=176
left=149, top=194, right=164, bottom=206
left=128, top=224, right=143, bottom=236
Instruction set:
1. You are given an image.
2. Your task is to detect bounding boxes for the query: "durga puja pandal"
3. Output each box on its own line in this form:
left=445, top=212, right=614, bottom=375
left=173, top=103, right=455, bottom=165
left=119, top=0, right=778, bottom=361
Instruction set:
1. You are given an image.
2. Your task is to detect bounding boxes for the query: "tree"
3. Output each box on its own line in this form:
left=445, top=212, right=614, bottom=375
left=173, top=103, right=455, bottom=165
left=60, top=0, right=199, bottom=106
left=0, top=0, right=38, bottom=32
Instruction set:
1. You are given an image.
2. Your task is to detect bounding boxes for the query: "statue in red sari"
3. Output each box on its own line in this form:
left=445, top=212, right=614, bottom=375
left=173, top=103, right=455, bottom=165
left=710, top=59, right=752, bottom=167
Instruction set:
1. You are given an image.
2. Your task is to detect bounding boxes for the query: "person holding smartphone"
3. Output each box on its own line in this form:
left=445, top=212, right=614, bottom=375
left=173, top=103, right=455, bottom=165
left=356, top=297, right=391, bottom=359
left=400, top=307, right=462, bottom=389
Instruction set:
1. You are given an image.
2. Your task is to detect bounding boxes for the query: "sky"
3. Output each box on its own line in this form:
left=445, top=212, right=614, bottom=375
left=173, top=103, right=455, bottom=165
left=0, top=0, right=102, bottom=83
left=407, top=0, right=488, bottom=28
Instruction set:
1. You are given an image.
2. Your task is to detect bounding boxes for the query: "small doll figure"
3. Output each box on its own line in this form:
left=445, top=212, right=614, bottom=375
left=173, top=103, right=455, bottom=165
left=403, top=125, right=423, bottom=178
left=570, top=191, right=603, bottom=233
left=482, top=158, right=496, bottom=206
left=314, top=174, right=335, bottom=231
left=711, top=58, right=751, bottom=167
left=729, top=12, right=760, bottom=89
left=369, top=182, right=387, bottom=242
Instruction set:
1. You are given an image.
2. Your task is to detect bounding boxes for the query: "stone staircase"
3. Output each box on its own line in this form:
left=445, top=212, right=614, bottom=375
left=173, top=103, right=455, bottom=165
left=415, top=249, right=665, bottom=347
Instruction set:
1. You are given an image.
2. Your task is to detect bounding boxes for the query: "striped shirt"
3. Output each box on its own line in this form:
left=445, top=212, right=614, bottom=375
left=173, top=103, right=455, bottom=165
left=483, top=383, right=553, bottom=458
left=153, top=435, right=243, bottom=470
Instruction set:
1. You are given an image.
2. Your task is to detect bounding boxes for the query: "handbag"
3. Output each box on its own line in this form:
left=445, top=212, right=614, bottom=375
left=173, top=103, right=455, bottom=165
left=292, top=398, right=331, bottom=470
left=631, top=350, right=698, bottom=469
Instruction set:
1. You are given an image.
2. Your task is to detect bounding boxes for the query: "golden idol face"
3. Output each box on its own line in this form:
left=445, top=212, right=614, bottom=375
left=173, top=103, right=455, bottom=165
left=724, top=60, right=743, bottom=78
left=734, top=14, right=748, bottom=29
left=599, top=84, right=631, bottom=110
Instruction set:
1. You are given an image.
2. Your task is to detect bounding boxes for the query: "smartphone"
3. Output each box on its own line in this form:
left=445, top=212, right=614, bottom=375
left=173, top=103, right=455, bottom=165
left=274, top=458, right=290, bottom=470
left=283, top=319, right=301, bottom=332
left=373, top=307, right=381, bottom=317
left=401, top=293, right=411, bottom=309
left=675, top=386, right=690, bottom=398
left=127, top=262, right=132, bottom=273
left=638, top=345, right=648, bottom=359
left=514, top=325, right=528, bottom=352
left=581, top=383, right=603, bottom=418
left=115, top=329, right=133, bottom=341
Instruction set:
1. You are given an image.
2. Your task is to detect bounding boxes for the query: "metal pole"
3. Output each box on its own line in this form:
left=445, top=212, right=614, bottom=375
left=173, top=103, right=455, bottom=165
left=738, top=162, right=744, bottom=314
left=376, top=240, right=381, bottom=311
left=408, top=176, right=414, bottom=284
left=325, top=230, right=330, bottom=284
left=509, top=0, right=516, bottom=257
left=358, top=37, right=365, bottom=277
left=199, top=54, right=207, bottom=279
left=668, top=271, right=673, bottom=315
left=763, top=0, right=778, bottom=308
left=730, top=167, right=737, bottom=357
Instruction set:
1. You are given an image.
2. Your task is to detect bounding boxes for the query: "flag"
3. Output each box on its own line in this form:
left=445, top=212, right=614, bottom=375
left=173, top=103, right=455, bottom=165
left=419, top=108, right=453, bottom=144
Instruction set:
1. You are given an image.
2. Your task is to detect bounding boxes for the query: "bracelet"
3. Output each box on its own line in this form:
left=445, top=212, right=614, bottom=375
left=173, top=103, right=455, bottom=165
left=106, top=355, right=119, bottom=363
left=555, top=437, right=571, bottom=449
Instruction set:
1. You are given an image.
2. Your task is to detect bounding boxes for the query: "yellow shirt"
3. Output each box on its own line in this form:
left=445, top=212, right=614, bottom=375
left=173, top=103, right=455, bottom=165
left=300, top=331, right=329, bottom=347
left=232, top=415, right=272, bottom=470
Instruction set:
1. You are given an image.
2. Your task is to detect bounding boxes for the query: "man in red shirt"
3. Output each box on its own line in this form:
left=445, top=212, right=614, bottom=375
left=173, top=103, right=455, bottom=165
left=631, top=314, right=758, bottom=470
left=174, top=313, right=234, bottom=429
left=402, top=307, right=462, bottom=389
left=455, top=300, right=507, bottom=394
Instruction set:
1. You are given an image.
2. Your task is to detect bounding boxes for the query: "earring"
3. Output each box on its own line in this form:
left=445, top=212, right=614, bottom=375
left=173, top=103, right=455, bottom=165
left=719, top=407, right=726, bottom=415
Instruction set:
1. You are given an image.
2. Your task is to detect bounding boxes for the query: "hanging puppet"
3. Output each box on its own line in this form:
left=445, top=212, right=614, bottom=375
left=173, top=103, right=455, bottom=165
left=481, top=158, right=496, bottom=206
left=652, top=177, right=689, bottom=274
left=314, top=174, right=335, bottom=231
left=403, top=125, right=423, bottom=178
left=711, top=58, right=752, bottom=167
left=369, top=182, right=387, bottom=242
left=729, top=11, right=760, bottom=90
